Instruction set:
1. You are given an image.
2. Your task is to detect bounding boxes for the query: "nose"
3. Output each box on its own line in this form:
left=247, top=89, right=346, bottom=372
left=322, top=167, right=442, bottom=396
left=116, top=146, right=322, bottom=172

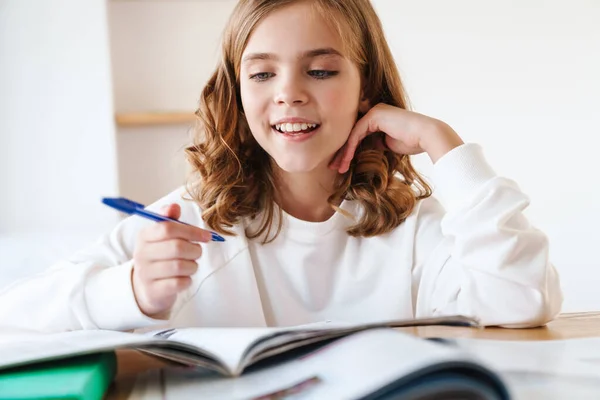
left=274, top=73, right=308, bottom=106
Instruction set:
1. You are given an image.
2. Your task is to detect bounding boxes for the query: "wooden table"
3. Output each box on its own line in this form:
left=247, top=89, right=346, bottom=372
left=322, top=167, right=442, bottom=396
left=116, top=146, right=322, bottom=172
left=107, top=312, right=600, bottom=399
left=398, top=311, right=600, bottom=341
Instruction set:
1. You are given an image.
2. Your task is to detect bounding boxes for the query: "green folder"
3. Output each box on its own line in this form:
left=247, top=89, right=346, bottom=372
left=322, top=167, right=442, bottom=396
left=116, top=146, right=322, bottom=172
left=0, top=352, right=117, bottom=400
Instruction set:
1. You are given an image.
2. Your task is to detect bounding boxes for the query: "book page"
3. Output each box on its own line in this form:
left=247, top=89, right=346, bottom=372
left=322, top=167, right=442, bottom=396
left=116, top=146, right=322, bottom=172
left=145, top=327, right=306, bottom=375
left=0, top=329, right=152, bottom=370
left=154, top=316, right=478, bottom=375
left=154, top=329, right=496, bottom=400
left=503, top=372, right=600, bottom=399
left=0, top=315, right=478, bottom=375
left=454, top=337, right=600, bottom=379
left=452, top=338, right=600, bottom=399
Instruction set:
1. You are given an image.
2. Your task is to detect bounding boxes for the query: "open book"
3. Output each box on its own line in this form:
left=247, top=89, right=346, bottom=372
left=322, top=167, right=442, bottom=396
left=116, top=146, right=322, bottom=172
left=0, top=316, right=475, bottom=376
left=147, top=329, right=511, bottom=400
left=0, top=316, right=509, bottom=399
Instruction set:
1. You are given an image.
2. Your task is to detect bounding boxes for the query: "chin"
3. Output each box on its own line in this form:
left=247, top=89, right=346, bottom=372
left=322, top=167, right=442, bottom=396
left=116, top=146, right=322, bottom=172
left=273, top=157, right=322, bottom=173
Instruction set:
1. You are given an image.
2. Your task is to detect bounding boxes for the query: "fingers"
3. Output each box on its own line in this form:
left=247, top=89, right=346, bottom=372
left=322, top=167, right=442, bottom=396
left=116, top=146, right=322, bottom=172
left=331, top=107, right=379, bottom=174
left=160, top=203, right=181, bottom=220
left=140, top=260, right=199, bottom=281
left=148, top=276, right=193, bottom=299
left=141, top=221, right=213, bottom=243
left=139, top=239, right=203, bottom=261
left=328, top=147, right=345, bottom=170
left=342, top=120, right=368, bottom=164
left=133, top=202, right=206, bottom=316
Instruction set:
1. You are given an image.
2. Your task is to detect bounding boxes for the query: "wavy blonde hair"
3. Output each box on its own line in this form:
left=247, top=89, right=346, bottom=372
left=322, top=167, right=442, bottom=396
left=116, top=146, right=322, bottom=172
left=185, top=0, right=432, bottom=242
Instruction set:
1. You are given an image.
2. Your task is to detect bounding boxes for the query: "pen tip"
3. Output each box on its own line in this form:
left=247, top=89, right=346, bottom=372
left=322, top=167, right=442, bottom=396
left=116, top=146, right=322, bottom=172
left=211, top=232, right=226, bottom=242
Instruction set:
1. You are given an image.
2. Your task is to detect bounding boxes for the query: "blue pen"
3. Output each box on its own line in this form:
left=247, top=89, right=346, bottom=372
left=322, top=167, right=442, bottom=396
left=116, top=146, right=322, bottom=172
left=102, top=197, right=225, bottom=242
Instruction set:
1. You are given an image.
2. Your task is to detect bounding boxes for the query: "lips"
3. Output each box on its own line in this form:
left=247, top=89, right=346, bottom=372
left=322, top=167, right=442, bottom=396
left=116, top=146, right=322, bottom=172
left=269, top=118, right=321, bottom=142
left=273, top=122, right=320, bottom=135
left=271, top=124, right=320, bottom=142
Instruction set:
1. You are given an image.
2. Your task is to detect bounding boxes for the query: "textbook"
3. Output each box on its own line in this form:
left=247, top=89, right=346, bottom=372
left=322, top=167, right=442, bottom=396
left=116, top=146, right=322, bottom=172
left=146, top=329, right=510, bottom=400
left=0, top=316, right=509, bottom=399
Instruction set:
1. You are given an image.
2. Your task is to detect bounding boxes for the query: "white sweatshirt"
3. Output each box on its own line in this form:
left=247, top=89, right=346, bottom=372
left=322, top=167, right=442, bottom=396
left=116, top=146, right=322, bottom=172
left=0, top=144, right=562, bottom=333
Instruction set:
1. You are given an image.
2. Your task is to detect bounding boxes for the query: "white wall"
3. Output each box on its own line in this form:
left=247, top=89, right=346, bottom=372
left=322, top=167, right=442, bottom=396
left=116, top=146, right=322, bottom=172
left=372, top=0, right=600, bottom=312
left=0, top=0, right=119, bottom=283
left=108, top=0, right=237, bottom=204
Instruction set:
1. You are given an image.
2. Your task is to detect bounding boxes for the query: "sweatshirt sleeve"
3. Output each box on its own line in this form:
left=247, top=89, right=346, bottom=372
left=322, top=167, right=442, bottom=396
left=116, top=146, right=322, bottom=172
left=412, top=143, right=563, bottom=327
left=0, top=188, right=192, bottom=333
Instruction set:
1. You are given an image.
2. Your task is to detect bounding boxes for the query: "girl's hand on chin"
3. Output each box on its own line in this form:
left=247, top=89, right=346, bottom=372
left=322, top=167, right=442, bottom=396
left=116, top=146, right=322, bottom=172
left=329, top=103, right=464, bottom=174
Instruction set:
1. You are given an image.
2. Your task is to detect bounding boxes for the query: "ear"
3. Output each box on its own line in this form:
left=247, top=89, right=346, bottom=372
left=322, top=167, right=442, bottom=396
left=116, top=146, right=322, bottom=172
left=358, top=96, right=370, bottom=114
left=358, top=86, right=370, bottom=113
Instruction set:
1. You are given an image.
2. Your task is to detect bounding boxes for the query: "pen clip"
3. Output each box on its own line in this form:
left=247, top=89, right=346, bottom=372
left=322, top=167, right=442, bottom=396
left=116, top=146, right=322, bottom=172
left=101, top=197, right=146, bottom=214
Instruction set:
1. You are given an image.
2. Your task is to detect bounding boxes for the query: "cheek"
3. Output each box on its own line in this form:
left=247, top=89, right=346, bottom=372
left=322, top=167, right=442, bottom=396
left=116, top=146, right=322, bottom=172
left=241, top=85, right=267, bottom=129
left=320, top=85, right=360, bottom=130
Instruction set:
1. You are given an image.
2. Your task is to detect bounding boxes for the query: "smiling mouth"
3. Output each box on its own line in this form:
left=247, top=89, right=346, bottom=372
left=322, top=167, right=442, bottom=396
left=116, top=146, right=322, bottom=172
left=272, top=123, right=321, bottom=135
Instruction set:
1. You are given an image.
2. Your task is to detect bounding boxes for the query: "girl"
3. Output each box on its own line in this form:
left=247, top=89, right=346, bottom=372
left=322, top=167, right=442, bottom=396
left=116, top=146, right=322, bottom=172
left=0, top=0, right=562, bottom=332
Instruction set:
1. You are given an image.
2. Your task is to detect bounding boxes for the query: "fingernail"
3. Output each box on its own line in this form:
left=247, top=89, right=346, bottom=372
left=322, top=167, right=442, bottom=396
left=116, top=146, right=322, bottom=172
left=211, top=232, right=226, bottom=242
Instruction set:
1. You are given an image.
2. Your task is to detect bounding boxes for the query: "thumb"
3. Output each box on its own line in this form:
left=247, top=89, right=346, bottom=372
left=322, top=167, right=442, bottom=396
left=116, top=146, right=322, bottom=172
left=159, top=203, right=181, bottom=220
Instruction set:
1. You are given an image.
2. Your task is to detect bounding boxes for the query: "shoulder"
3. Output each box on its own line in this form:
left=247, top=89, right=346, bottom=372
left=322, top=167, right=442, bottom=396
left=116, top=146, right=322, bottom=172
left=390, top=195, right=446, bottom=245
left=411, top=195, right=446, bottom=224
left=346, top=195, right=445, bottom=244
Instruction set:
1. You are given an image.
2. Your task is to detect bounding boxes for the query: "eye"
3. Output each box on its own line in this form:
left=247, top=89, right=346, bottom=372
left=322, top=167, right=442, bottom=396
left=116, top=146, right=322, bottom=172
left=308, top=70, right=339, bottom=80
left=249, top=72, right=274, bottom=82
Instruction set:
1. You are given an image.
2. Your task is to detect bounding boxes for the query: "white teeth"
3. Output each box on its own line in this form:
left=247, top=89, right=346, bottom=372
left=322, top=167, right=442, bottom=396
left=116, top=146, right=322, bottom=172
left=274, top=122, right=319, bottom=133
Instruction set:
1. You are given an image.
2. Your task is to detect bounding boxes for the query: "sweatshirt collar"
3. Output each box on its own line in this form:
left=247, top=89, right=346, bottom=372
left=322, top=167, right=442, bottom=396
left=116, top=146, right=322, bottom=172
left=279, top=200, right=359, bottom=242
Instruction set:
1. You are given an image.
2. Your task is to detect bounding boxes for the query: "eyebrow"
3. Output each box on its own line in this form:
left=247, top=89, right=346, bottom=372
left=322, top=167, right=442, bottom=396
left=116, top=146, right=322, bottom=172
left=242, top=47, right=343, bottom=63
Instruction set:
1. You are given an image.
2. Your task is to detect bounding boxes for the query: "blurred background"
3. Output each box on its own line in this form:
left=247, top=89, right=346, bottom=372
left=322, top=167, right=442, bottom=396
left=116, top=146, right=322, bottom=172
left=0, top=0, right=598, bottom=312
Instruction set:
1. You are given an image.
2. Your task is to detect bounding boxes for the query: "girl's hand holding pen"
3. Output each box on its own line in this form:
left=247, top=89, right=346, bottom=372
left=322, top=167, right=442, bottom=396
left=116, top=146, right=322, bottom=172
left=102, top=196, right=225, bottom=318
left=131, top=203, right=211, bottom=318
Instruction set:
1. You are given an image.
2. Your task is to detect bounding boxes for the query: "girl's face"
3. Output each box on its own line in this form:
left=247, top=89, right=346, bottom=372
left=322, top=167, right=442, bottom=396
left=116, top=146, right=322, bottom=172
left=240, top=1, right=363, bottom=174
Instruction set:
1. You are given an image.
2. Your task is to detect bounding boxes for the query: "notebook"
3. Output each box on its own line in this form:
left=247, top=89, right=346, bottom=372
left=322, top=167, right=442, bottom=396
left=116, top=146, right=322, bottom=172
left=0, top=352, right=116, bottom=400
